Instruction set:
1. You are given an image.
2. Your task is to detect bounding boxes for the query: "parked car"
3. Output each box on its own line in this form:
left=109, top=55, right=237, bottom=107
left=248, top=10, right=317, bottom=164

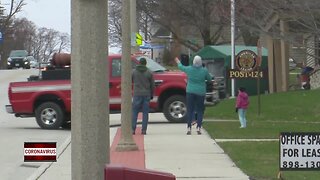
left=7, top=50, right=31, bottom=69
left=28, top=56, right=39, bottom=68
left=39, top=62, right=51, bottom=70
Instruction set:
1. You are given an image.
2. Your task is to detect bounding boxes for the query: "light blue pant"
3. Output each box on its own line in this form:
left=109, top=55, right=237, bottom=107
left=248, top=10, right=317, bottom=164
left=238, top=108, right=247, bottom=127
left=132, top=96, right=150, bottom=132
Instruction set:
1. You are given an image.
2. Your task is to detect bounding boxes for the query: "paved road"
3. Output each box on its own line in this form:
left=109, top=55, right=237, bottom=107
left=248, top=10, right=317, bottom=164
left=0, top=69, right=71, bottom=180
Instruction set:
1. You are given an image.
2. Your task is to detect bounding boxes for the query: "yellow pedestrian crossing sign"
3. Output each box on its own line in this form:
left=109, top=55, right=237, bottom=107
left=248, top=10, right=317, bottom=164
left=136, top=33, right=143, bottom=46
left=131, top=32, right=143, bottom=46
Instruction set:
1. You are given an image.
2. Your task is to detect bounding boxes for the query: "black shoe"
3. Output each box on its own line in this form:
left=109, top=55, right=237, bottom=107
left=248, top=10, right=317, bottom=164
left=141, top=130, right=147, bottom=135
left=186, top=127, right=192, bottom=135
left=196, top=127, right=202, bottom=135
left=132, top=131, right=135, bottom=135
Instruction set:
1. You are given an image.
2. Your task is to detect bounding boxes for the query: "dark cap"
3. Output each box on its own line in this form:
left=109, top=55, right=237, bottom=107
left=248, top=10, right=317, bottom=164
left=239, top=87, right=246, bottom=92
left=140, top=58, right=147, bottom=65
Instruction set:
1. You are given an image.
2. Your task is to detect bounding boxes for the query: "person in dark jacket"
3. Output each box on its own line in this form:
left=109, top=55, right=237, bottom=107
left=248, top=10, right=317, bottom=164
left=235, top=87, right=249, bottom=128
left=132, top=58, right=155, bottom=135
left=175, top=55, right=212, bottom=135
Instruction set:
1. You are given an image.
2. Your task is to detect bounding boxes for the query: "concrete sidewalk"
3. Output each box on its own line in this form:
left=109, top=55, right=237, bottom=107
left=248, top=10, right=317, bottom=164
left=28, top=120, right=248, bottom=180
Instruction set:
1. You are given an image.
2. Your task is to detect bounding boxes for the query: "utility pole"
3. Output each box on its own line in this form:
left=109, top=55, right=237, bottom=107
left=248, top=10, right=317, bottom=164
left=230, top=0, right=236, bottom=97
left=257, top=39, right=262, bottom=116
left=116, top=0, right=138, bottom=151
left=71, top=0, right=109, bottom=179
left=130, top=0, right=139, bottom=53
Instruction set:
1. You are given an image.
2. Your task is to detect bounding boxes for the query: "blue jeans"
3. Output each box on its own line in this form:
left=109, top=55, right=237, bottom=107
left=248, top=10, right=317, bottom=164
left=186, top=93, right=205, bottom=128
left=132, top=96, right=150, bottom=132
left=238, top=108, right=247, bottom=127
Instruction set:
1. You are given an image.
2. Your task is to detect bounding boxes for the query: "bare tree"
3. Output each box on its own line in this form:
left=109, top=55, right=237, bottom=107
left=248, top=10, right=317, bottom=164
left=30, top=28, right=46, bottom=61
left=108, top=0, right=122, bottom=46
left=10, top=18, right=36, bottom=50
left=108, top=0, right=156, bottom=46
left=42, top=28, right=59, bottom=61
left=0, top=1, right=70, bottom=68
left=33, top=27, right=70, bottom=63
left=217, top=0, right=320, bottom=45
left=57, top=33, right=70, bottom=53
left=137, top=0, right=232, bottom=51
left=235, top=0, right=320, bottom=64
left=0, top=0, right=26, bottom=68
left=107, top=0, right=320, bottom=63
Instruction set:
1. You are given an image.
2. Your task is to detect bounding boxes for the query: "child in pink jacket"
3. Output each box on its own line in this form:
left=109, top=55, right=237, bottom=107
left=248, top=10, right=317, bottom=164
left=236, top=87, right=249, bottom=128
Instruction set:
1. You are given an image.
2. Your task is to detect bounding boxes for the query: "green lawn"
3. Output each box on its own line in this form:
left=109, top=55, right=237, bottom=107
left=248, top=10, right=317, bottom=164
left=204, top=121, right=320, bottom=139
left=203, top=89, right=320, bottom=180
left=218, top=141, right=320, bottom=179
left=204, top=89, right=320, bottom=122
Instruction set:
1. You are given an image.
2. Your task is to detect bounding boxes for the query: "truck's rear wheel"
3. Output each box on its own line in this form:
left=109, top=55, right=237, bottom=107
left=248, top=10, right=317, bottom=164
left=163, top=95, right=187, bottom=123
left=35, top=102, right=64, bottom=129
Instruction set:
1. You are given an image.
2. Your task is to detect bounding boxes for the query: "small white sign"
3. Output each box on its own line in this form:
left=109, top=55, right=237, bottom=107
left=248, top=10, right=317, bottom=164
left=280, top=132, right=320, bottom=170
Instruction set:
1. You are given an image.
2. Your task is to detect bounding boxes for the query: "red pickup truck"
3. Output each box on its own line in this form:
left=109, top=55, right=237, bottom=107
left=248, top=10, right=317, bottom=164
left=6, top=53, right=218, bottom=129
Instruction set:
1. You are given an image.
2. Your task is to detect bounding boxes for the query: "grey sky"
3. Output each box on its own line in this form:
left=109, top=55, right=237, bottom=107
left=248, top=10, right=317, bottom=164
left=4, top=0, right=121, bottom=53
left=4, top=0, right=71, bottom=34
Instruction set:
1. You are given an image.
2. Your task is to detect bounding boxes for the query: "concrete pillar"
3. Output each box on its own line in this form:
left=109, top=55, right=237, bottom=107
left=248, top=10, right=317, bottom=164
left=280, top=20, right=289, bottom=92
left=71, top=0, right=109, bottom=179
left=116, top=0, right=138, bottom=151
left=130, top=0, right=139, bottom=53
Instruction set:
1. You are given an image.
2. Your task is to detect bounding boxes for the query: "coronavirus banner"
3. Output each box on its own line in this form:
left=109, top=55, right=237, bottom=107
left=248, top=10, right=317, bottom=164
left=280, top=132, right=320, bottom=170
left=24, top=142, right=56, bottom=162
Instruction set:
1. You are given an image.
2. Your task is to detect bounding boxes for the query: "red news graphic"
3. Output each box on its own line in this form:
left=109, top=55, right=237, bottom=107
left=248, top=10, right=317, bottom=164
left=24, top=142, right=57, bottom=162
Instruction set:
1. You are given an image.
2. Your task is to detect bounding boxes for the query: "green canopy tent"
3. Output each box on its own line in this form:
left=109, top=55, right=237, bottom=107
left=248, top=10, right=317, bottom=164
left=193, top=45, right=269, bottom=97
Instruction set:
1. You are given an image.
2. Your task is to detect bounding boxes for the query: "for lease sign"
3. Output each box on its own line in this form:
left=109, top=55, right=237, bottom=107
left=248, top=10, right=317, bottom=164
left=280, top=132, right=320, bottom=170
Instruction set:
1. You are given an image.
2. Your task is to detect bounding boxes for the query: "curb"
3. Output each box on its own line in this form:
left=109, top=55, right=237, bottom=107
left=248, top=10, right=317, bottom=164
left=27, top=135, right=71, bottom=180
